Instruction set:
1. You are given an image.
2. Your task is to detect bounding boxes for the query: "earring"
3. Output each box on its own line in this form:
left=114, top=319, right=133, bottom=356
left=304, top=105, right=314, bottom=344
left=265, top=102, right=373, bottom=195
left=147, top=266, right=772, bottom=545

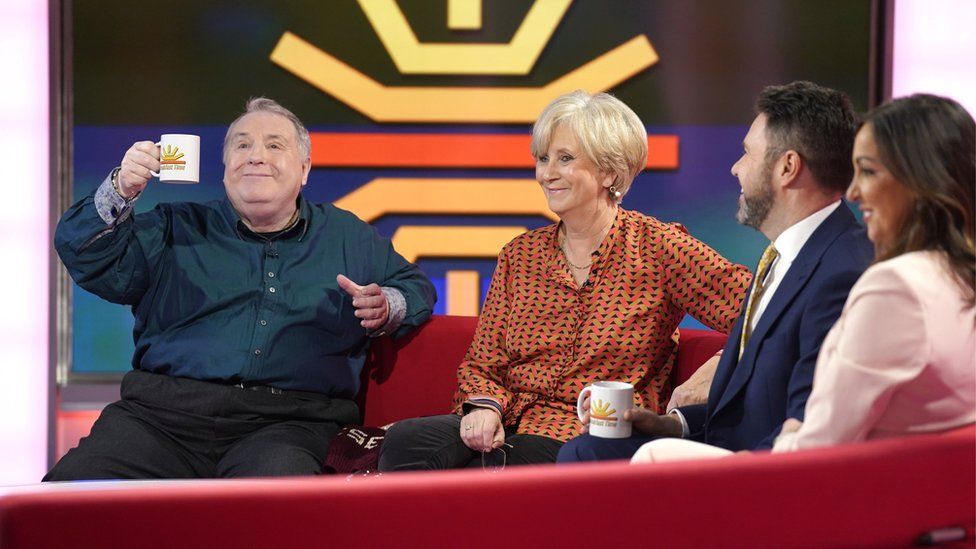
left=609, top=185, right=622, bottom=200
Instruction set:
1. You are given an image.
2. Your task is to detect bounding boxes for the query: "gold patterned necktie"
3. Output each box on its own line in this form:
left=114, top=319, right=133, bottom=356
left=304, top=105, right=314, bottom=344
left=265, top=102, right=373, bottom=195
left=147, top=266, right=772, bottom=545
left=739, top=244, right=779, bottom=358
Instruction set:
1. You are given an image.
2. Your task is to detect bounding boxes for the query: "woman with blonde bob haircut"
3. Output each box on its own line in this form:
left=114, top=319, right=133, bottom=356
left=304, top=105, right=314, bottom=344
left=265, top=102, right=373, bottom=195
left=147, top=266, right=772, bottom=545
left=379, top=90, right=751, bottom=471
left=530, top=89, right=649, bottom=202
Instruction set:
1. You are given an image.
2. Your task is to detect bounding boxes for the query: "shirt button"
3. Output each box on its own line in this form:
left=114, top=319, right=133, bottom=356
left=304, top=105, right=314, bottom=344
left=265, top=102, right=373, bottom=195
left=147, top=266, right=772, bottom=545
left=269, top=287, right=276, bottom=293
left=254, top=349, right=262, bottom=356
left=260, top=320, right=267, bottom=326
left=268, top=272, right=275, bottom=278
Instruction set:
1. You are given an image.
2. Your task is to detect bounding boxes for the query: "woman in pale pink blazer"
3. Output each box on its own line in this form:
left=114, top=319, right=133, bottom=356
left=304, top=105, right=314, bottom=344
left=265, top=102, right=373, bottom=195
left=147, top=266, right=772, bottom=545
left=772, top=93, right=976, bottom=451
left=632, top=95, right=974, bottom=463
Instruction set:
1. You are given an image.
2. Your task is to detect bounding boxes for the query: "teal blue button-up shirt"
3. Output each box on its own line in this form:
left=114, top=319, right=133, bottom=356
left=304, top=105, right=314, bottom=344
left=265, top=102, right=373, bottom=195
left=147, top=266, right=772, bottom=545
left=56, top=176, right=436, bottom=397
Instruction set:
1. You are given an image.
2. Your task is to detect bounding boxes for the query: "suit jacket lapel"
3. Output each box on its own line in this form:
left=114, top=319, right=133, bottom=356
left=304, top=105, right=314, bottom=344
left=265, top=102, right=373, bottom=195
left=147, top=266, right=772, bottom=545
left=709, top=204, right=857, bottom=419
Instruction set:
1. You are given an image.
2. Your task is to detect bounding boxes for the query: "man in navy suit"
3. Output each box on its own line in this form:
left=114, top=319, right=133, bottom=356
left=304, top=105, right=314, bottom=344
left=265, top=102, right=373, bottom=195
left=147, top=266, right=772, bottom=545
left=557, top=81, right=874, bottom=461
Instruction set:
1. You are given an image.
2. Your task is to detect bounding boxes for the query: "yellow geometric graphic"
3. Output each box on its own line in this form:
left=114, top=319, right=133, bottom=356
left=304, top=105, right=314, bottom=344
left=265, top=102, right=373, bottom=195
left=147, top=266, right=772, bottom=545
left=357, top=0, right=571, bottom=74
left=447, top=0, right=482, bottom=30
left=390, top=226, right=528, bottom=264
left=286, top=2, right=663, bottom=313
left=333, top=177, right=557, bottom=317
left=333, top=178, right=559, bottom=223
left=590, top=399, right=618, bottom=421
left=270, top=32, right=658, bottom=123
left=445, top=270, right=481, bottom=316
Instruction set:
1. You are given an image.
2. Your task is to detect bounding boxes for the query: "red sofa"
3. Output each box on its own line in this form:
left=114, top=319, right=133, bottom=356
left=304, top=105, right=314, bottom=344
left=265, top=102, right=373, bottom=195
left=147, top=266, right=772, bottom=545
left=1, top=315, right=973, bottom=548
left=357, top=315, right=726, bottom=426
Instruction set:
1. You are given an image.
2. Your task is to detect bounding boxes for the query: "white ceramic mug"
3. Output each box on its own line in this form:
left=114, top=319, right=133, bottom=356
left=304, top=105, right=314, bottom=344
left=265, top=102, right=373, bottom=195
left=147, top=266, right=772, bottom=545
left=153, top=134, right=200, bottom=183
left=577, top=381, right=634, bottom=438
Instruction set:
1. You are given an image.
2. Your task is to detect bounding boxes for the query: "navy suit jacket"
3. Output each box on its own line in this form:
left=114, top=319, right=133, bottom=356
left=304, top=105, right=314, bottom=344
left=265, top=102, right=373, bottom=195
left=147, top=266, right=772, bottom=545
left=679, top=204, right=873, bottom=450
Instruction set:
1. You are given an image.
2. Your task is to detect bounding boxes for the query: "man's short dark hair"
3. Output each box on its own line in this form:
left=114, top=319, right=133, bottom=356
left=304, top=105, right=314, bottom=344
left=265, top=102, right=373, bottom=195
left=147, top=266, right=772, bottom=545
left=757, top=81, right=859, bottom=194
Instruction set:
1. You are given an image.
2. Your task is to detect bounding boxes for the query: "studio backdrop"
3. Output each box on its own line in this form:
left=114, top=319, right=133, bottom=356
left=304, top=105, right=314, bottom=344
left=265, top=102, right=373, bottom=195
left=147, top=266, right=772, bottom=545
left=62, top=0, right=875, bottom=378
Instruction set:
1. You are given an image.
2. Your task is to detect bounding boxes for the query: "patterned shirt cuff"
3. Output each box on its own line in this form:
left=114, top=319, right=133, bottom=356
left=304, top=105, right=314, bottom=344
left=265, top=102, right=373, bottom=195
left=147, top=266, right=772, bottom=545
left=369, top=287, right=406, bottom=337
left=93, top=168, right=133, bottom=225
left=462, top=398, right=504, bottom=418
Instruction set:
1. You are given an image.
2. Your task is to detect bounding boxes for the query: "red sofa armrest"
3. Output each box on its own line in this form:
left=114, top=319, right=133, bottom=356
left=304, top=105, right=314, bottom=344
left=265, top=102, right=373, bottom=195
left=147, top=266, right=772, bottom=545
left=5, top=426, right=972, bottom=548
left=673, top=328, right=726, bottom=386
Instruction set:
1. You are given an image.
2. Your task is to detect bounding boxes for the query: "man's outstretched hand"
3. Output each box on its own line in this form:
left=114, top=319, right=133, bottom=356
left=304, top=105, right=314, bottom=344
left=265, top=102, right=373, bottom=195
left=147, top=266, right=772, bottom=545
left=337, top=274, right=389, bottom=331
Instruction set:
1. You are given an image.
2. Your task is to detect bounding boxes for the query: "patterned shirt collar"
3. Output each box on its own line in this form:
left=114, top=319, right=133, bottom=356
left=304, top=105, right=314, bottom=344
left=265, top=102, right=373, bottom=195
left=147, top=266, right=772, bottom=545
left=546, top=207, right=624, bottom=287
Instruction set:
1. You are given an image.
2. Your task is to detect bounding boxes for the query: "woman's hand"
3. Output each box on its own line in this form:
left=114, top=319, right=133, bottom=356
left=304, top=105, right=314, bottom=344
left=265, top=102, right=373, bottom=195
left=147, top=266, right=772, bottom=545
left=460, top=408, right=505, bottom=452
left=780, top=418, right=803, bottom=436
left=667, top=352, right=721, bottom=411
left=771, top=418, right=804, bottom=451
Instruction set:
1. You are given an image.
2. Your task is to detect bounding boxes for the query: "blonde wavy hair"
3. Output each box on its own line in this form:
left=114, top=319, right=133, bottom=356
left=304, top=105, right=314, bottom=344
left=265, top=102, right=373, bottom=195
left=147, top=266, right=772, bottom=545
left=530, top=90, right=647, bottom=201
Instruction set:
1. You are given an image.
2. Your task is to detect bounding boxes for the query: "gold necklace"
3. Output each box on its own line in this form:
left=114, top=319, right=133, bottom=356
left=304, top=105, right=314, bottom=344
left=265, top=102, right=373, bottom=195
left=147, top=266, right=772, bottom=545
left=560, top=210, right=616, bottom=270
left=561, top=247, right=592, bottom=270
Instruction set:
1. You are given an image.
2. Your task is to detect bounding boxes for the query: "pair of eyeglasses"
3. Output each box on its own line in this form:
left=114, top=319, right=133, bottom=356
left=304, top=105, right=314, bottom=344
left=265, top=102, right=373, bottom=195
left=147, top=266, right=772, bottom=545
left=481, top=443, right=514, bottom=473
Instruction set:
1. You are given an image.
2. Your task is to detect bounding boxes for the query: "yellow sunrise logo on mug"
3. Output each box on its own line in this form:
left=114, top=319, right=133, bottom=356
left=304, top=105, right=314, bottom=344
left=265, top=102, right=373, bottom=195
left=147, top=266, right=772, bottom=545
left=160, top=145, right=186, bottom=171
left=590, top=399, right=618, bottom=423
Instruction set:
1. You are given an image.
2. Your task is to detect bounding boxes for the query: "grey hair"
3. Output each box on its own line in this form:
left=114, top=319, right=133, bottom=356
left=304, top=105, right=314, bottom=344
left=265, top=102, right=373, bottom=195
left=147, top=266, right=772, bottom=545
left=530, top=90, right=647, bottom=200
left=223, top=97, right=311, bottom=161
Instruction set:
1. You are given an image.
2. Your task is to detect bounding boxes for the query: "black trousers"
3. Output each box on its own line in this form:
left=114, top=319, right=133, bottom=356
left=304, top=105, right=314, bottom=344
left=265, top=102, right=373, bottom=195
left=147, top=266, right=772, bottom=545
left=377, top=414, right=563, bottom=472
left=44, top=370, right=359, bottom=481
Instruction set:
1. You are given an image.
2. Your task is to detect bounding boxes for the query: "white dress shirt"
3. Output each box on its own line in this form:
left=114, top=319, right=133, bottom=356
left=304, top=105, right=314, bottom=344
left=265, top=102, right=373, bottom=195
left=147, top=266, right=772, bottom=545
left=748, top=201, right=841, bottom=332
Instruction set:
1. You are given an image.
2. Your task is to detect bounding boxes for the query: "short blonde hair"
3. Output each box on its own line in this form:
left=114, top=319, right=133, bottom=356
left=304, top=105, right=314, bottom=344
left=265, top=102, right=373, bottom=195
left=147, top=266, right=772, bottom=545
left=530, top=90, right=647, bottom=200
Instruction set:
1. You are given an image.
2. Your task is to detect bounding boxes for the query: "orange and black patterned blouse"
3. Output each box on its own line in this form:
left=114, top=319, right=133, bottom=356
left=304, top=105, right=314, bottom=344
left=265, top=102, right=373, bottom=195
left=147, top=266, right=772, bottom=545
left=453, top=207, right=751, bottom=442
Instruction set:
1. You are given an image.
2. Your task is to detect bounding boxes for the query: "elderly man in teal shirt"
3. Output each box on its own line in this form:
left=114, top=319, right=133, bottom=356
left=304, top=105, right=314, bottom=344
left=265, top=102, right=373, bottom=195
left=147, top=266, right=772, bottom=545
left=47, top=98, right=436, bottom=480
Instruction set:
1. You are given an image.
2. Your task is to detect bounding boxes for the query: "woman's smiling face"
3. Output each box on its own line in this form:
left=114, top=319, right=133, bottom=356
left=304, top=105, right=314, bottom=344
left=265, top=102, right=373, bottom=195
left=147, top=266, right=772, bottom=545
left=847, top=123, right=917, bottom=252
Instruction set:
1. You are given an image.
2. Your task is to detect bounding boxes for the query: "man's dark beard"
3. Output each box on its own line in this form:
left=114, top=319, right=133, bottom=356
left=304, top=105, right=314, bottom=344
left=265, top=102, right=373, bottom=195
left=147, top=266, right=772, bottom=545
left=736, top=167, right=775, bottom=229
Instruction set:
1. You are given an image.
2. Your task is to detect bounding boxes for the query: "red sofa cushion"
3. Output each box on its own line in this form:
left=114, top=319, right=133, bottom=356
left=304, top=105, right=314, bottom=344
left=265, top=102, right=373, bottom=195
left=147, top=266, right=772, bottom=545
left=359, top=315, right=725, bottom=426
left=359, top=315, right=478, bottom=425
